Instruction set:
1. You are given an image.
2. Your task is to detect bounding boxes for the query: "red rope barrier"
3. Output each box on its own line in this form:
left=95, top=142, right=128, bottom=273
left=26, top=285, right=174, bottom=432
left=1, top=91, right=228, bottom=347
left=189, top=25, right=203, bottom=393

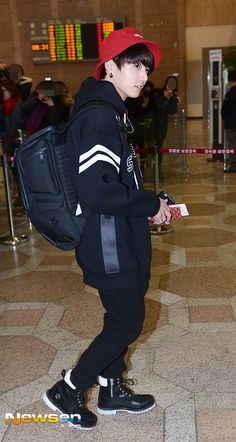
left=0, top=136, right=19, bottom=143
left=159, top=147, right=236, bottom=154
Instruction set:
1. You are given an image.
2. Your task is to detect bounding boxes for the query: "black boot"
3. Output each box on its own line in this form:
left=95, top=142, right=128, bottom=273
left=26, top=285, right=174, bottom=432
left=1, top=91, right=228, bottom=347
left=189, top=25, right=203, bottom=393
left=97, top=375, right=155, bottom=415
left=43, top=369, right=97, bottom=430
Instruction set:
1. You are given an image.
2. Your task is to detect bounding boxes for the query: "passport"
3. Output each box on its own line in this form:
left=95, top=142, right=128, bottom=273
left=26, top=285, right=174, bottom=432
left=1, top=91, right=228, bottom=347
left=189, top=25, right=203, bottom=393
left=169, top=204, right=189, bottom=219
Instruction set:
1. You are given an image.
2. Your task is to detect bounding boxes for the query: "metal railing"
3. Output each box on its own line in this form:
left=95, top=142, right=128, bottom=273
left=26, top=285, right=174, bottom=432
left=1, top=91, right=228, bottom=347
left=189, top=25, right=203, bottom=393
left=0, top=130, right=28, bottom=246
left=131, top=109, right=188, bottom=192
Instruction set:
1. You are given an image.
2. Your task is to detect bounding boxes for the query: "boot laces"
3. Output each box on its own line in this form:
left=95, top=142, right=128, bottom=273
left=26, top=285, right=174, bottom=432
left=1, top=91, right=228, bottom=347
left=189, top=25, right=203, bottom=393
left=61, top=369, right=84, bottom=408
left=76, top=391, right=84, bottom=407
left=116, top=378, right=137, bottom=397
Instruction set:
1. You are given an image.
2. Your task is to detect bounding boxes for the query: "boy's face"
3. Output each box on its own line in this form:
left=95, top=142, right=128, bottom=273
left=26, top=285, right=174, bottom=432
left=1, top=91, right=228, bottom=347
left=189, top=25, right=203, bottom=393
left=107, top=60, right=149, bottom=101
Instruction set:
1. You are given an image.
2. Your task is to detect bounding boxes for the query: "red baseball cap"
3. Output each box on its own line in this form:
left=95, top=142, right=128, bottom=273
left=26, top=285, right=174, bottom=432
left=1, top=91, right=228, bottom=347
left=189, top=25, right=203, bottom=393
left=95, top=26, right=162, bottom=80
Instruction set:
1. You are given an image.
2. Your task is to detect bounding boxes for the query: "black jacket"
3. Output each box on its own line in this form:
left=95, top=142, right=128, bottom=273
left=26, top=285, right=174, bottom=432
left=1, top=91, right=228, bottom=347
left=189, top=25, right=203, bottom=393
left=154, top=88, right=178, bottom=140
left=221, top=85, right=236, bottom=130
left=67, top=77, right=160, bottom=290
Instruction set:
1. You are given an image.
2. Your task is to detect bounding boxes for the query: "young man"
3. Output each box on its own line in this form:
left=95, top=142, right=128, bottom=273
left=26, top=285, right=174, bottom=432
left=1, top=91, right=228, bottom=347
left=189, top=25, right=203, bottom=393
left=43, top=26, right=171, bottom=430
left=221, top=68, right=236, bottom=172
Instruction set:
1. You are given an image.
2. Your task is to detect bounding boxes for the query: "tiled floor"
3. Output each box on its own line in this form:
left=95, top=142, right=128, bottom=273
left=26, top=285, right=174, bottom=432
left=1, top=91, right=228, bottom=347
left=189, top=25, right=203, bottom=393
left=0, top=119, right=236, bottom=441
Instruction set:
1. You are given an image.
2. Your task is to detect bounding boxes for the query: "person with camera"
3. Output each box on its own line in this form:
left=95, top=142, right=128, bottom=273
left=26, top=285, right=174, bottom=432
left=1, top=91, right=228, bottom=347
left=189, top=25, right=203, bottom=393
left=125, top=81, right=157, bottom=170
left=153, top=79, right=180, bottom=170
left=0, top=62, right=32, bottom=102
left=0, top=63, right=32, bottom=209
left=0, top=63, right=8, bottom=134
left=0, top=79, right=23, bottom=207
left=43, top=26, right=171, bottom=431
left=6, top=77, right=72, bottom=137
left=0, top=79, right=21, bottom=132
left=17, top=80, right=70, bottom=136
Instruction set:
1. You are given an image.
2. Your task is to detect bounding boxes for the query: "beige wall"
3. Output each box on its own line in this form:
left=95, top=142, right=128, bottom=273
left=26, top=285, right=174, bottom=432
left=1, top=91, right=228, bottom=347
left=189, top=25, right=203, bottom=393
left=0, top=0, right=186, bottom=104
left=186, top=25, right=236, bottom=117
left=186, top=0, right=236, bottom=27
left=186, top=0, right=236, bottom=117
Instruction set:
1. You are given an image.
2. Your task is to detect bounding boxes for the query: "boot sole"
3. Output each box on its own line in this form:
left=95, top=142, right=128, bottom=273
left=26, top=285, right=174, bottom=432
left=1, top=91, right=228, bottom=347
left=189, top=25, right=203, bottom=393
left=42, top=392, right=96, bottom=430
left=97, top=401, right=156, bottom=415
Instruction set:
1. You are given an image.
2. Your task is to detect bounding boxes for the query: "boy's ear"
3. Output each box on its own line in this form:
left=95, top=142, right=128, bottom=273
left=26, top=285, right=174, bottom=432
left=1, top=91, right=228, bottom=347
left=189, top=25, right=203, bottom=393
left=104, top=59, right=115, bottom=74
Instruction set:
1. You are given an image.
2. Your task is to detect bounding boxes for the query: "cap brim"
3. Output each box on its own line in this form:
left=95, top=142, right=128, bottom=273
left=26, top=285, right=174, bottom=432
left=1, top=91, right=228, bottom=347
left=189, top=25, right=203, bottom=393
left=142, top=40, right=162, bottom=69
left=95, top=62, right=104, bottom=81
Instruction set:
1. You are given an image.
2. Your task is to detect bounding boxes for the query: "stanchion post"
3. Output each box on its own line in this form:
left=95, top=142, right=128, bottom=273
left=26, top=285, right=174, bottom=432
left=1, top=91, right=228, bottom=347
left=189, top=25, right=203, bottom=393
left=0, top=138, right=28, bottom=246
left=181, top=109, right=189, bottom=175
left=1, top=153, right=16, bottom=237
left=153, top=145, right=159, bottom=194
left=17, top=128, right=24, bottom=144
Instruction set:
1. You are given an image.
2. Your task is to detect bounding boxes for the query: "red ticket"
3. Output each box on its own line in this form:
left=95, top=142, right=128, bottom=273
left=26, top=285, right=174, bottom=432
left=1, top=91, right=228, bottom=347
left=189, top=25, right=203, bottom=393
left=149, top=204, right=189, bottom=224
left=169, top=204, right=189, bottom=219
left=169, top=205, right=182, bottom=219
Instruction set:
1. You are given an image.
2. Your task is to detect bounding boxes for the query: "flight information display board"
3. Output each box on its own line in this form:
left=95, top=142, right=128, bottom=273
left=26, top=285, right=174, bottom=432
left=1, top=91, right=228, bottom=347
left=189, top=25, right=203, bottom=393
left=30, top=18, right=124, bottom=63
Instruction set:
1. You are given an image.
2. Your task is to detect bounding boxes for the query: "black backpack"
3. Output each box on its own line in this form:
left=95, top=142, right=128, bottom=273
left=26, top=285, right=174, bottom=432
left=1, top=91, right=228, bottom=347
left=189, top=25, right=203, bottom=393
left=14, top=101, right=123, bottom=250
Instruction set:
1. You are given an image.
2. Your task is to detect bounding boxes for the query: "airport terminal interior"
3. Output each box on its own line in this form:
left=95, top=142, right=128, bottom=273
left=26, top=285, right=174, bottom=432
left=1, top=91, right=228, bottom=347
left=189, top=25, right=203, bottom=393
left=1, top=118, right=236, bottom=442
left=1, top=1, right=236, bottom=441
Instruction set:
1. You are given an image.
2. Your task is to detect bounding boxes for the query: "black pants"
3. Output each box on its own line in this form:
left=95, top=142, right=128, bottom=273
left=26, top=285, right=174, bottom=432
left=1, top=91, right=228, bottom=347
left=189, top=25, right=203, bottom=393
left=70, top=280, right=149, bottom=391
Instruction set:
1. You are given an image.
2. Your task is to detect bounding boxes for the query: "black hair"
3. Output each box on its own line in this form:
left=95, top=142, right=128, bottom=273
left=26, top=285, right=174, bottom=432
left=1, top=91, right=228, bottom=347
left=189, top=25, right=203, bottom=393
left=100, top=43, right=154, bottom=79
left=228, top=69, right=236, bottom=83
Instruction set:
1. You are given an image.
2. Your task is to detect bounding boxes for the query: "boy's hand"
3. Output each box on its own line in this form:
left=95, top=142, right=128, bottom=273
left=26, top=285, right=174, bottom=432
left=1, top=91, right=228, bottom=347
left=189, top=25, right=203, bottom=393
left=153, top=198, right=171, bottom=225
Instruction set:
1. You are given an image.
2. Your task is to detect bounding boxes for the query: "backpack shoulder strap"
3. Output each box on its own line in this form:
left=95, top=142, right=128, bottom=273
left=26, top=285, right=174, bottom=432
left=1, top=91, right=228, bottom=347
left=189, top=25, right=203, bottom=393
left=66, top=100, right=126, bottom=138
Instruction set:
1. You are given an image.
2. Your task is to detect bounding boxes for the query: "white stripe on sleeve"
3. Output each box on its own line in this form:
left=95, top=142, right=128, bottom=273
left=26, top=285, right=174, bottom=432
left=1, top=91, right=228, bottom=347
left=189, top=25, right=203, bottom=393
left=79, top=144, right=120, bottom=165
left=79, top=154, right=120, bottom=174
